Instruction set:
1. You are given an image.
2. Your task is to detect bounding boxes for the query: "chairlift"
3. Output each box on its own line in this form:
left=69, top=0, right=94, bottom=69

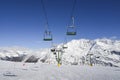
left=43, top=30, right=52, bottom=41
left=62, top=44, right=68, bottom=49
left=41, top=0, right=53, bottom=41
left=62, top=37, right=68, bottom=49
left=67, top=26, right=76, bottom=35
left=66, top=17, right=76, bottom=35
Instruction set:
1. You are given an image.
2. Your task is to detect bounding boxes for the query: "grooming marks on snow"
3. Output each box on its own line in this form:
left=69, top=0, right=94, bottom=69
left=31, top=65, right=39, bottom=71
left=0, top=61, right=120, bottom=80
left=3, top=71, right=17, bottom=77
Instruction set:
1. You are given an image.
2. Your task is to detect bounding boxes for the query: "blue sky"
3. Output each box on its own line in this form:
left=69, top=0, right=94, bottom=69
left=0, top=0, right=120, bottom=49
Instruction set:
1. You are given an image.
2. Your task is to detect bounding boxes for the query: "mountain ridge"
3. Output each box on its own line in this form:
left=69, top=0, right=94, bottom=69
left=0, top=38, right=120, bottom=67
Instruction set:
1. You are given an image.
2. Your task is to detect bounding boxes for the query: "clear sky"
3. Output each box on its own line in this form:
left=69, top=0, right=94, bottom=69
left=0, top=0, right=120, bottom=49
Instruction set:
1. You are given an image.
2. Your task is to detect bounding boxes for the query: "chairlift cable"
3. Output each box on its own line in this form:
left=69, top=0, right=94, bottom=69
left=41, top=0, right=49, bottom=30
left=71, top=0, right=76, bottom=17
left=69, top=0, right=76, bottom=25
left=66, top=0, right=77, bottom=36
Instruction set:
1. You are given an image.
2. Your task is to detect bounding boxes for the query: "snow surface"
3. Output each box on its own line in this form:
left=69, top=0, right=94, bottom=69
left=0, top=60, right=120, bottom=80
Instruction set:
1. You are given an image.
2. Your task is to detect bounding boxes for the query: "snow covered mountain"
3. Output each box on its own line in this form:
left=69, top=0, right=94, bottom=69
left=61, top=38, right=120, bottom=67
left=0, top=38, right=120, bottom=67
left=0, top=47, right=30, bottom=61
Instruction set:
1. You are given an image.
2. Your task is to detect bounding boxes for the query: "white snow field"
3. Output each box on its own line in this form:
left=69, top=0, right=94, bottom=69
left=0, top=60, right=120, bottom=80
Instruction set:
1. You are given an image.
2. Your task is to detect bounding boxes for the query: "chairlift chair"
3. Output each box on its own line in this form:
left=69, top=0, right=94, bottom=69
left=43, top=30, right=52, bottom=41
left=66, top=16, right=76, bottom=35
left=62, top=44, right=68, bottom=49
left=63, top=46, right=68, bottom=49
left=66, top=26, right=76, bottom=35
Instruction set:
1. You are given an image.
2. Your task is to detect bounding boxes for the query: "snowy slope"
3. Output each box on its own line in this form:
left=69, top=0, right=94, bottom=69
left=0, top=60, right=120, bottom=80
left=0, top=38, right=120, bottom=67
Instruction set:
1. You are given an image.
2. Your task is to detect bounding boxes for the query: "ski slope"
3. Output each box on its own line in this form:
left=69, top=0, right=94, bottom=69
left=0, top=60, right=120, bottom=80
